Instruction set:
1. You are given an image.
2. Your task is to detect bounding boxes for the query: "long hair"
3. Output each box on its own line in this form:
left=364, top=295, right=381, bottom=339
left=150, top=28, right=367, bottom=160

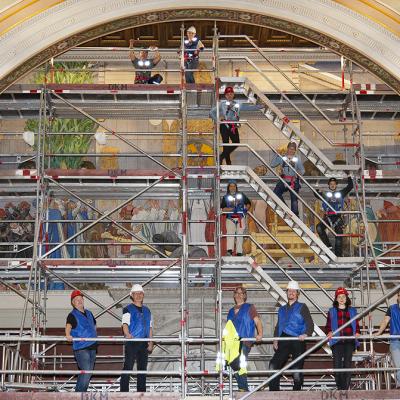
left=333, top=295, right=352, bottom=308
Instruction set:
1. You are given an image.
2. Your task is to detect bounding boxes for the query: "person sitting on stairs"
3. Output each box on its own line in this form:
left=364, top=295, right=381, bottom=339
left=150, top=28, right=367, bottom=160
left=221, top=180, right=251, bottom=256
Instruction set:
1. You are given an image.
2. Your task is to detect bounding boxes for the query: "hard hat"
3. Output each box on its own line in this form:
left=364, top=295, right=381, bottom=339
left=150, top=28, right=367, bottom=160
left=70, top=290, right=83, bottom=300
left=130, top=284, right=144, bottom=294
left=187, top=26, right=196, bottom=34
left=335, top=287, right=349, bottom=298
left=286, top=281, right=300, bottom=290
left=228, top=179, right=237, bottom=185
left=224, top=86, right=234, bottom=95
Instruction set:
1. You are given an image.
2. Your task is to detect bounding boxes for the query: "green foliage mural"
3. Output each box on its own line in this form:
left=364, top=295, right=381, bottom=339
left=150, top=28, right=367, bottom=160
left=25, top=62, right=98, bottom=169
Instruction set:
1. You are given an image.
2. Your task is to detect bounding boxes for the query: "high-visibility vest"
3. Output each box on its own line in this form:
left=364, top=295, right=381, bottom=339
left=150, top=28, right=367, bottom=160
left=216, top=320, right=248, bottom=376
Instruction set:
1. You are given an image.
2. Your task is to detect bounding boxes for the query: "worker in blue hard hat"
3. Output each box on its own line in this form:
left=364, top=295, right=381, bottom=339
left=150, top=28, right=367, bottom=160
left=221, top=180, right=251, bottom=256
left=129, top=39, right=162, bottom=84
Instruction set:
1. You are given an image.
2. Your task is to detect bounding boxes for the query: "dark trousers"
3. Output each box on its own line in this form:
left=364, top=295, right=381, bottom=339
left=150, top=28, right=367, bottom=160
left=219, top=124, right=240, bottom=165
left=120, top=342, right=149, bottom=392
left=185, top=59, right=199, bottom=83
left=316, top=215, right=344, bottom=256
left=74, top=348, right=96, bottom=392
left=332, top=341, right=354, bottom=390
left=269, top=333, right=306, bottom=391
left=229, top=344, right=251, bottom=391
left=273, top=179, right=300, bottom=216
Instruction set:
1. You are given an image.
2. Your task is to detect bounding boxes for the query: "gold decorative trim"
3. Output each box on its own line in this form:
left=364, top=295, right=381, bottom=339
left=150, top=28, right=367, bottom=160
left=0, top=8, right=399, bottom=93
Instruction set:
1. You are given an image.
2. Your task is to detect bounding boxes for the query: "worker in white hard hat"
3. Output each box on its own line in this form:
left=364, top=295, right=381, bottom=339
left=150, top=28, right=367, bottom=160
left=183, top=25, right=204, bottom=83
left=269, top=281, right=314, bottom=391
left=129, top=39, right=162, bottom=84
left=120, top=284, right=153, bottom=392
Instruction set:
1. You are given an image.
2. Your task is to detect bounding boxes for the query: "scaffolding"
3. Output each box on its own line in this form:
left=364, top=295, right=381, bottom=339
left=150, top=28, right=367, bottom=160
left=0, top=26, right=399, bottom=397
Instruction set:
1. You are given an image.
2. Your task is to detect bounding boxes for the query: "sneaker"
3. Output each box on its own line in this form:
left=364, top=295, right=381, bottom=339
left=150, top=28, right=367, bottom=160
left=227, top=250, right=233, bottom=256
left=236, top=253, right=243, bottom=256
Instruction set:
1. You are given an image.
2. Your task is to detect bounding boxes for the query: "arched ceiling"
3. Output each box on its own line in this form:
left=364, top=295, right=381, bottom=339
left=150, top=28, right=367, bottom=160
left=0, top=0, right=399, bottom=92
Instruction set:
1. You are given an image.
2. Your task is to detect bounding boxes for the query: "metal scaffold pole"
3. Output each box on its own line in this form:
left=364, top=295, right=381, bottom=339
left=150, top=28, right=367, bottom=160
left=180, top=23, right=189, bottom=398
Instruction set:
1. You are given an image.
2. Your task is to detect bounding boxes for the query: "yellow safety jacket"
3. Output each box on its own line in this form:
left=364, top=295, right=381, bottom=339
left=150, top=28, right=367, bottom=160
left=216, top=320, right=248, bottom=375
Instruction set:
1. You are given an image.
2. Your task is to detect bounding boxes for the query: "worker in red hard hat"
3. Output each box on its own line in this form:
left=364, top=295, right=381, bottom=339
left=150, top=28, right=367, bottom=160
left=325, top=287, right=360, bottom=390
left=65, top=290, right=97, bottom=392
left=210, top=86, right=262, bottom=165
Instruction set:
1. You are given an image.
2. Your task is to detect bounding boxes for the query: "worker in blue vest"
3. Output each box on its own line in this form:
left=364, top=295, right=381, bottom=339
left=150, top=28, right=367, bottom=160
left=326, top=287, right=360, bottom=390
left=271, top=142, right=305, bottom=216
left=120, top=284, right=153, bottom=392
left=129, top=40, right=162, bottom=84
left=269, top=281, right=314, bottom=391
left=376, top=291, right=400, bottom=388
left=184, top=26, right=204, bottom=84
left=315, top=175, right=353, bottom=256
left=220, top=180, right=251, bottom=256
left=65, top=290, right=98, bottom=392
left=227, top=286, right=263, bottom=391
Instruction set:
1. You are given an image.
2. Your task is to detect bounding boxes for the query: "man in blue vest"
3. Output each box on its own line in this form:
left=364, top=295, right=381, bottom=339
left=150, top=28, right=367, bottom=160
left=120, top=284, right=153, bottom=392
left=65, top=290, right=97, bottom=392
left=269, top=281, right=314, bottom=391
left=376, top=291, right=400, bottom=388
left=184, top=26, right=204, bottom=84
left=227, top=286, right=263, bottom=391
left=315, top=175, right=353, bottom=256
left=220, top=180, right=251, bottom=256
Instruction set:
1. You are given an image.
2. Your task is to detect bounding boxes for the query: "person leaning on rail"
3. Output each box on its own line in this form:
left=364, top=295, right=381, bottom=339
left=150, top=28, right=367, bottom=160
left=120, top=284, right=154, bottom=393
left=65, top=290, right=98, bottom=392
left=271, top=142, right=305, bottom=217
left=325, top=287, right=360, bottom=391
left=376, top=290, right=400, bottom=389
left=129, top=39, right=162, bottom=84
left=269, top=281, right=314, bottom=391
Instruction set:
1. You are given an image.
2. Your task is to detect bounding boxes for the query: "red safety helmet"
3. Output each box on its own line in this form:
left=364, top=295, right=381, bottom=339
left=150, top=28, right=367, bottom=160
left=335, top=287, right=349, bottom=298
left=70, top=290, right=83, bottom=301
left=224, top=86, right=234, bottom=95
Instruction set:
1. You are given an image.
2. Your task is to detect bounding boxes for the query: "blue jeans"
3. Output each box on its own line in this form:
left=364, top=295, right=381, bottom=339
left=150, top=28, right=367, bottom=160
left=234, top=345, right=251, bottom=391
left=74, top=348, right=96, bottom=392
left=391, top=340, right=400, bottom=387
left=273, top=179, right=300, bottom=216
left=185, top=59, right=198, bottom=84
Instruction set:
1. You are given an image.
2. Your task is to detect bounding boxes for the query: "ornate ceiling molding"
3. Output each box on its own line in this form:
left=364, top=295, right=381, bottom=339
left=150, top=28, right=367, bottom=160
left=0, top=0, right=399, bottom=93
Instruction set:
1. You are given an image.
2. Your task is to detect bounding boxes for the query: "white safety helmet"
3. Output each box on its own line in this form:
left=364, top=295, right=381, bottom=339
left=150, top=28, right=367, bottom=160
left=286, top=281, right=300, bottom=291
left=187, top=26, right=196, bottom=34
left=130, top=284, right=144, bottom=294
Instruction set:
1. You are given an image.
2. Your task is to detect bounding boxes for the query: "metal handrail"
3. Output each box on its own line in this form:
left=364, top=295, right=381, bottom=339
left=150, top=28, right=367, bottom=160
left=218, top=35, right=356, bottom=128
